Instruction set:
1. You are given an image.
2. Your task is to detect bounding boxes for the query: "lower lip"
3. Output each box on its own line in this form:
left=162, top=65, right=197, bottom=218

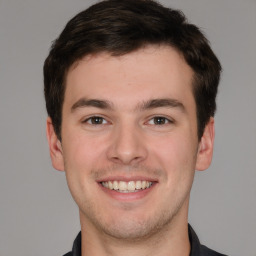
left=98, top=182, right=156, bottom=201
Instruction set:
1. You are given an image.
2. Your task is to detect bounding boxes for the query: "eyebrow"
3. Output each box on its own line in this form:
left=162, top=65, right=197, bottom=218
left=136, top=98, right=185, bottom=112
left=71, top=98, right=114, bottom=112
left=71, top=98, right=185, bottom=112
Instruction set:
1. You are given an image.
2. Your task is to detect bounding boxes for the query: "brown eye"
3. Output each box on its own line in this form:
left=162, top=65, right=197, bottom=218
left=84, top=116, right=107, bottom=125
left=153, top=116, right=169, bottom=125
left=91, top=117, right=103, bottom=124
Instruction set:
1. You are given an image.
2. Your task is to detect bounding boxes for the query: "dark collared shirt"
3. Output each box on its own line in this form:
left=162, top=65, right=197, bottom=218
left=63, top=224, right=227, bottom=256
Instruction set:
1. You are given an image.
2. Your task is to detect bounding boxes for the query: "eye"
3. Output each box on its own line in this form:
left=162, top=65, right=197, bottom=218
left=83, top=116, right=107, bottom=125
left=148, top=116, right=172, bottom=125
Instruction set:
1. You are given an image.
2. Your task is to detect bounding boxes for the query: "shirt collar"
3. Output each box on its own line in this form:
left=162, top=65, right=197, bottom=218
left=188, top=224, right=202, bottom=256
left=71, top=231, right=81, bottom=256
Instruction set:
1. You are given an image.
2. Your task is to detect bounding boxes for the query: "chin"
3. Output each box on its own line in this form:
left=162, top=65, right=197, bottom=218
left=89, top=207, right=178, bottom=241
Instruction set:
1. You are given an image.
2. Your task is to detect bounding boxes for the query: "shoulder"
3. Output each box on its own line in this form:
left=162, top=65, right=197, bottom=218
left=188, top=224, right=228, bottom=256
left=201, top=245, right=228, bottom=256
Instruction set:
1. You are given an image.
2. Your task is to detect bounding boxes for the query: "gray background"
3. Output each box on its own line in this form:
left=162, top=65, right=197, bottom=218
left=0, top=0, right=255, bottom=255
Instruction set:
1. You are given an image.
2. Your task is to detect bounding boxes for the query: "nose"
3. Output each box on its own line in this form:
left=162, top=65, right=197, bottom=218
left=106, top=122, right=148, bottom=165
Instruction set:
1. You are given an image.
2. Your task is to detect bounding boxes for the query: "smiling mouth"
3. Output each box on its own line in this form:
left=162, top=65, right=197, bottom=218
left=101, top=180, right=153, bottom=193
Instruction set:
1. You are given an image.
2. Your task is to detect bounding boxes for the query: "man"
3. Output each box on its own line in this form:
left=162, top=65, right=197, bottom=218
left=44, top=0, right=225, bottom=255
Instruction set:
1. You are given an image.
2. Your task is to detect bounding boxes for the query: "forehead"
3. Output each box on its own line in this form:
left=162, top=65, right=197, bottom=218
left=64, top=45, right=195, bottom=110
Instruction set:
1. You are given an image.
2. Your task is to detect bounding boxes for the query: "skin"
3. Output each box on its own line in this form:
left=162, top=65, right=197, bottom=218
left=47, top=45, right=214, bottom=256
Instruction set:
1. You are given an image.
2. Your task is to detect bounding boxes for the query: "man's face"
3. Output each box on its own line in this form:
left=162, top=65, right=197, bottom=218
left=47, top=45, right=214, bottom=240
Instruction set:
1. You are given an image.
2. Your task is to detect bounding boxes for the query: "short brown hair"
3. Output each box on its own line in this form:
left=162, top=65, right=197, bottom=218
left=44, top=0, right=221, bottom=140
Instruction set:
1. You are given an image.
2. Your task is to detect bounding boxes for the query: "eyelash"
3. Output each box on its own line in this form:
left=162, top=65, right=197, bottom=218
left=82, top=116, right=108, bottom=125
left=147, top=116, right=173, bottom=125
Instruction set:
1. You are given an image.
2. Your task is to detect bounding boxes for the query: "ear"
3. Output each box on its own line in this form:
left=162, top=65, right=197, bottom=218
left=195, top=117, right=215, bottom=171
left=46, top=117, right=65, bottom=171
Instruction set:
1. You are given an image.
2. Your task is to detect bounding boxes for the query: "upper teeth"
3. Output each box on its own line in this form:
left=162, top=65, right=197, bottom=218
left=101, top=180, right=152, bottom=192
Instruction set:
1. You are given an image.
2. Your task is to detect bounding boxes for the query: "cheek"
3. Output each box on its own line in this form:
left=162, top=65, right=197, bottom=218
left=61, top=127, right=114, bottom=194
left=151, top=135, right=197, bottom=209
left=149, top=133, right=197, bottom=181
left=61, top=133, right=106, bottom=206
left=64, top=135, right=106, bottom=171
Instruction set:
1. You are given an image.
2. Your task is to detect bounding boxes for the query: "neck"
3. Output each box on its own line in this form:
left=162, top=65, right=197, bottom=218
left=80, top=200, right=191, bottom=256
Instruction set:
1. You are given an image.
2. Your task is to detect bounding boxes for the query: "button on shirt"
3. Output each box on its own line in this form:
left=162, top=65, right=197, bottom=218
left=63, top=224, right=227, bottom=256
